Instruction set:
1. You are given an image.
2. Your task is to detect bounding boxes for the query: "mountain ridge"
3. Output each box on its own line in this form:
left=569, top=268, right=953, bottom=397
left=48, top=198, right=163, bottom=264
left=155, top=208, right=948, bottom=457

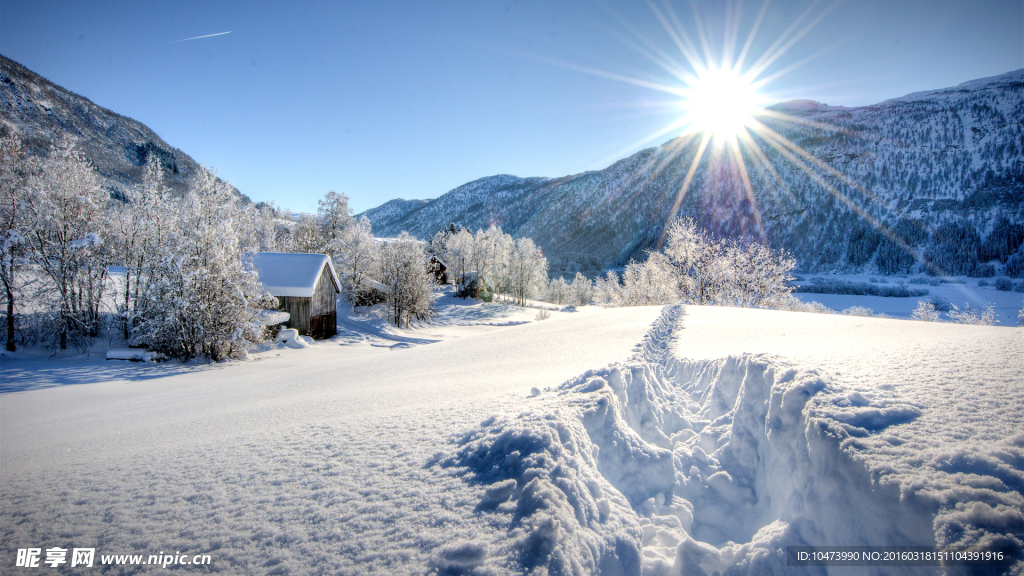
left=0, top=54, right=244, bottom=201
left=361, top=70, right=1024, bottom=276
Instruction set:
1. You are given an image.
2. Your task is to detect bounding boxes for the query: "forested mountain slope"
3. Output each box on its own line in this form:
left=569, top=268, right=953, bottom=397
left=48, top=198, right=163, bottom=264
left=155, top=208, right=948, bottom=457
left=0, top=54, right=243, bottom=200
left=364, top=70, right=1024, bottom=275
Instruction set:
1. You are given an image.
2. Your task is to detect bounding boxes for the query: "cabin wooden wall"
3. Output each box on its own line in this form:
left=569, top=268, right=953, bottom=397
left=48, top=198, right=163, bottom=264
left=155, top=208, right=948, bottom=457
left=277, top=265, right=338, bottom=340
left=311, top=266, right=337, bottom=318
left=279, top=296, right=311, bottom=336
left=310, top=265, right=337, bottom=339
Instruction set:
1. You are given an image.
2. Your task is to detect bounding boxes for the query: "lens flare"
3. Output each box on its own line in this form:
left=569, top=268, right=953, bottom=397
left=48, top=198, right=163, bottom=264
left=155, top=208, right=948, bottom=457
left=544, top=0, right=928, bottom=273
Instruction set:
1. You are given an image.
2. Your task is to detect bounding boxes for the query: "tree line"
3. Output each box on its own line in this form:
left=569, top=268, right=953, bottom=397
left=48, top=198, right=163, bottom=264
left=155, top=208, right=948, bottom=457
left=430, top=218, right=797, bottom=311
left=1, top=135, right=284, bottom=359
left=0, top=134, right=430, bottom=355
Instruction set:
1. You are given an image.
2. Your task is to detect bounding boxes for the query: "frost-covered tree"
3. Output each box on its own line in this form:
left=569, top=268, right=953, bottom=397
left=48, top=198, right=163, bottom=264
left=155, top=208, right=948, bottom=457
left=947, top=303, right=997, bottom=325
left=131, top=168, right=276, bottom=360
left=23, top=140, right=109, bottom=349
left=621, top=252, right=679, bottom=306
left=503, top=237, right=548, bottom=306
left=429, top=224, right=512, bottom=300
left=0, top=133, right=33, bottom=351
left=468, top=226, right=507, bottom=291
left=318, top=190, right=355, bottom=257
left=662, top=218, right=724, bottom=305
left=290, top=213, right=326, bottom=254
left=568, top=272, right=593, bottom=307
left=593, top=270, right=621, bottom=307
left=109, top=155, right=173, bottom=340
left=721, top=241, right=795, bottom=307
left=333, top=216, right=378, bottom=308
left=545, top=276, right=570, bottom=305
left=662, top=218, right=793, bottom=307
left=238, top=202, right=284, bottom=253
left=438, top=229, right=474, bottom=294
left=377, top=232, right=434, bottom=327
left=912, top=300, right=941, bottom=322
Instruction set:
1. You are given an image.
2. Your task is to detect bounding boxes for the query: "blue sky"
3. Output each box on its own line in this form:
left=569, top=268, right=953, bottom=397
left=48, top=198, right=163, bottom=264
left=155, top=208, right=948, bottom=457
left=2, top=1, right=1021, bottom=214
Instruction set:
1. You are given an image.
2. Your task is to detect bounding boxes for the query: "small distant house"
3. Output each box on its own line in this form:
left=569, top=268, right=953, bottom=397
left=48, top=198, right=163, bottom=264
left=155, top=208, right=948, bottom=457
left=251, top=252, right=340, bottom=340
left=428, top=255, right=449, bottom=285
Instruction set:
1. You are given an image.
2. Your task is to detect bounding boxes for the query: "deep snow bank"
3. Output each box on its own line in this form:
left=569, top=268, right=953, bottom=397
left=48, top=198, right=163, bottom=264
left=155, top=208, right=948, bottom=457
left=440, top=306, right=1022, bottom=575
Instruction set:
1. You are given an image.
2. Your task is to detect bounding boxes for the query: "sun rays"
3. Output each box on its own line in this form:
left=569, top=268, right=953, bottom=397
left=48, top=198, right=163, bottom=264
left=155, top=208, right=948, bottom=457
left=635, top=0, right=862, bottom=250
left=572, top=0, right=929, bottom=274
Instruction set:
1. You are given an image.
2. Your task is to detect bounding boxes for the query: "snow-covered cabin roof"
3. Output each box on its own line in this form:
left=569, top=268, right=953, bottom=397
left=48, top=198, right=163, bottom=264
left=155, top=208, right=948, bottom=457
left=250, top=252, right=341, bottom=298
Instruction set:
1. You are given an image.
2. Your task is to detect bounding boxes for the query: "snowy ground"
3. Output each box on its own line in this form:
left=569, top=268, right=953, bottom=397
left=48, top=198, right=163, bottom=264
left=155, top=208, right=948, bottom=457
left=1, top=291, right=1022, bottom=575
left=790, top=273, right=1024, bottom=325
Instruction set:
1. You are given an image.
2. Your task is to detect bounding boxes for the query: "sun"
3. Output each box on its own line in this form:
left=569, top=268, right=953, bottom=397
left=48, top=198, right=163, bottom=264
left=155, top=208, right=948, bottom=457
left=680, top=68, right=763, bottom=140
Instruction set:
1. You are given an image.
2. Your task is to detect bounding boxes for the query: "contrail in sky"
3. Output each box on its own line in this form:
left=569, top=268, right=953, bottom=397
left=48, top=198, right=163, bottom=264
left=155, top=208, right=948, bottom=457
left=173, top=31, right=232, bottom=43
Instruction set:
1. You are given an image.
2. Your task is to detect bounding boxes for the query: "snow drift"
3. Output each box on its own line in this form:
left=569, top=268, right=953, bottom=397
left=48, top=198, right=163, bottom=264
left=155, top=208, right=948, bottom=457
left=440, top=306, right=1023, bottom=575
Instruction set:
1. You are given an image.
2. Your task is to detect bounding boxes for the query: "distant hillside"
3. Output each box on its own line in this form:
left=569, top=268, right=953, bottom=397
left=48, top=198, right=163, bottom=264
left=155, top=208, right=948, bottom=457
left=360, top=197, right=432, bottom=227
left=363, top=71, right=1024, bottom=276
left=0, top=54, right=244, bottom=200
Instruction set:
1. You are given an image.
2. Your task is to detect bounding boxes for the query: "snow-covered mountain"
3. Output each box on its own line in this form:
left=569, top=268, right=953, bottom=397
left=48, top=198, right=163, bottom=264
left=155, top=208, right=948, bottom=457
left=363, top=71, right=1024, bottom=276
left=0, top=54, right=244, bottom=201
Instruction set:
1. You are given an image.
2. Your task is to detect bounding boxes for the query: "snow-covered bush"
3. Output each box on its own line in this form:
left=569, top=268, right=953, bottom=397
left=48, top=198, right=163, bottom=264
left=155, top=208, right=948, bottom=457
left=924, top=295, right=952, bottom=312
left=912, top=300, right=941, bottom=322
left=535, top=308, right=550, bottom=321
left=773, top=295, right=835, bottom=314
left=946, top=303, right=997, bottom=325
left=994, top=277, right=1013, bottom=291
left=842, top=306, right=875, bottom=317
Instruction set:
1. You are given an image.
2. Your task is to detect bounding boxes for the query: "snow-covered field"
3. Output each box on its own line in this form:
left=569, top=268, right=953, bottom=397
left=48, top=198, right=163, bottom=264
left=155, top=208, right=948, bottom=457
left=790, top=273, right=1024, bottom=325
left=1, top=292, right=1022, bottom=575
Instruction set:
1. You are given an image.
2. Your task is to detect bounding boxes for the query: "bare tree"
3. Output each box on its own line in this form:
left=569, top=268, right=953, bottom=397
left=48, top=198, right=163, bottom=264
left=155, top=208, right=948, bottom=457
left=0, top=133, right=33, bottom=351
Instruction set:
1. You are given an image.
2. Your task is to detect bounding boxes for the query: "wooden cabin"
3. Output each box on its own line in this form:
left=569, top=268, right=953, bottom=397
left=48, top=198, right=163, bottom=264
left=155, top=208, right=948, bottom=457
left=428, top=255, right=449, bottom=285
left=251, top=253, right=340, bottom=340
